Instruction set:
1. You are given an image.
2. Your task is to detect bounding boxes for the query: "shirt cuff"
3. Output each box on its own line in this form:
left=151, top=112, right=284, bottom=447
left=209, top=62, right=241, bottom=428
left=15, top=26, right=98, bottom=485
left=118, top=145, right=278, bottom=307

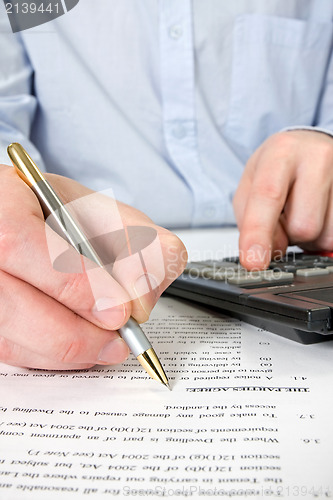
left=281, top=125, right=333, bottom=139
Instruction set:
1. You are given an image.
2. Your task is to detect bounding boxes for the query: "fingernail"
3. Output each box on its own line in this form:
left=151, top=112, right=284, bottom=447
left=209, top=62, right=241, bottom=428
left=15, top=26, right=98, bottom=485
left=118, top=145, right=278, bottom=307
left=92, top=298, right=126, bottom=329
left=134, top=273, right=159, bottom=299
left=246, top=244, right=268, bottom=266
left=97, top=338, right=129, bottom=364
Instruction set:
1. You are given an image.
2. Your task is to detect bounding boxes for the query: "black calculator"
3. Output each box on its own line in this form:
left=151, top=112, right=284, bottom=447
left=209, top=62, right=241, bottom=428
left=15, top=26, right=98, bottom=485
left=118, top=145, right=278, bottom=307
left=166, top=252, right=333, bottom=344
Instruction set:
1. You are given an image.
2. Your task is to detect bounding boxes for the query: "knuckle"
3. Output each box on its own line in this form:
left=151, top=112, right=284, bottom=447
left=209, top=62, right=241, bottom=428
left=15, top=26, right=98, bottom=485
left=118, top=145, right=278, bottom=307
left=0, top=271, right=14, bottom=335
left=252, top=180, right=284, bottom=205
left=57, top=334, right=86, bottom=364
left=0, top=336, right=14, bottom=364
left=288, top=217, right=320, bottom=242
left=163, top=231, right=188, bottom=275
left=0, top=218, right=21, bottom=267
left=0, top=279, right=6, bottom=330
left=318, top=140, right=333, bottom=165
left=55, top=272, right=90, bottom=307
left=268, top=132, right=296, bottom=155
left=141, top=228, right=189, bottom=287
left=168, top=232, right=187, bottom=259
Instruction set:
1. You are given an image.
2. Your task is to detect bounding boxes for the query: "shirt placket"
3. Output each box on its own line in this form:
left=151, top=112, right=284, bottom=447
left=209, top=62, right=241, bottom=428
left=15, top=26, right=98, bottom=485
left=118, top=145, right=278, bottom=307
left=159, top=0, right=224, bottom=226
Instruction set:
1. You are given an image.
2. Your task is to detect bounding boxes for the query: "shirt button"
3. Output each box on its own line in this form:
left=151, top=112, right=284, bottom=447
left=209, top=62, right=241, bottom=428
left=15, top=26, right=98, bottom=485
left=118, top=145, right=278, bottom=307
left=169, top=24, right=183, bottom=40
left=203, top=206, right=216, bottom=218
left=172, top=124, right=186, bottom=139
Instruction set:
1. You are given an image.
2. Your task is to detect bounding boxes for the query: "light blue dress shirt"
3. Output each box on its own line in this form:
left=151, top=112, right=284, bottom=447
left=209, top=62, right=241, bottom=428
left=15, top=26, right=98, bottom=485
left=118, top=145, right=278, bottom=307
left=0, top=0, right=333, bottom=228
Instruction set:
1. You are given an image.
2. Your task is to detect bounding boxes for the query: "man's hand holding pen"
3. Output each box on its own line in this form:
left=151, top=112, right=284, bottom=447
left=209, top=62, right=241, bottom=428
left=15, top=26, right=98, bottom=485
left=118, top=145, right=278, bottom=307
left=0, top=163, right=187, bottom=371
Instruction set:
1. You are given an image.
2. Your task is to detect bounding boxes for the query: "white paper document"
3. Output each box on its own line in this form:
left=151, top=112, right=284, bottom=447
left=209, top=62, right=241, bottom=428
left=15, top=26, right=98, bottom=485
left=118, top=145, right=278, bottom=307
left=0, top=294, right=333, bottom=499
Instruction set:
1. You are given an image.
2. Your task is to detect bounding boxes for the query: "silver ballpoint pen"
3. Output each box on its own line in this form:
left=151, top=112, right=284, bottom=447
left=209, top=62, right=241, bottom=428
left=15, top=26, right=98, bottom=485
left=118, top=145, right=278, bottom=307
left=7, top=143, right=170, bottom=389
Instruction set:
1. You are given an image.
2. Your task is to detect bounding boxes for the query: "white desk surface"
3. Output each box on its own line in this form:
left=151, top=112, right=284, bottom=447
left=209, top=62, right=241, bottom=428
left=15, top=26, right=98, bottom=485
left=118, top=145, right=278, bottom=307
left=175, top=226, right=240, bottom=261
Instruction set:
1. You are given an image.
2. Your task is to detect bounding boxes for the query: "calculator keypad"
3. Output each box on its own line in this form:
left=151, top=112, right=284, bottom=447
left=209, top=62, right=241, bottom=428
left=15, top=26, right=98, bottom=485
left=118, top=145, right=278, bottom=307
left=183, top=253, right=333, bottom=287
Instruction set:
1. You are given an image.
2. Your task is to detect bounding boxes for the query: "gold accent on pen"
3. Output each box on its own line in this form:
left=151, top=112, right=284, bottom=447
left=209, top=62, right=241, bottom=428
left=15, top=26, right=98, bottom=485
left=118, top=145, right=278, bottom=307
left=8, top=143, right=44, bottom=187
left=7, top=143, right=170, bottom=389
left=137, top=348, right=170, bottom=389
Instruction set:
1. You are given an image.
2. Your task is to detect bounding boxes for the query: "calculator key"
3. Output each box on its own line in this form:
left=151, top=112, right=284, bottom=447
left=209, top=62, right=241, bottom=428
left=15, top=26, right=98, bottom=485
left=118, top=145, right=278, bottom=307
left=183, top=264, right=212, bottom=277
left=257, top=270, right=277, bottom=280
left=297, top=254, right=318, bottom=261
left=212, top=262, right=240, bottom=269
left=296, top=268, right=329, bottom=277
left=206, top=268, right=243, bottom=280
left=224, top=256, right=240, bottom=263
left=227, top=272, right=263, bottom=285
left=184, top=262, right=212, bottom=271
left=319, top=255, right=333, bottom=263
left=269, top=262, right=307, bottom=273
left=185, top=261, right=239, bottom=270
left=260, top=271, right=294, bottom=283
left=194, top=260, right=217, bottom=267
left=280, top=265, right=298, bottom=273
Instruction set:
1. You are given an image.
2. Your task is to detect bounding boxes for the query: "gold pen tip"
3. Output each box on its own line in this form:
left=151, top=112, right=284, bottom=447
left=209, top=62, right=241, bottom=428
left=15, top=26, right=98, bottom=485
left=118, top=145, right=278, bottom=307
left=137, top=348, right=170, bottom=388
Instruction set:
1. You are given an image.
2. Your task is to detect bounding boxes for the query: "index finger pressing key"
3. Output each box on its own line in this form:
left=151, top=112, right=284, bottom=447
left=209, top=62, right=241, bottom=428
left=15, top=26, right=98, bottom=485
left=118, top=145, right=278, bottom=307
left=238, top=161, right=291, bottom=269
